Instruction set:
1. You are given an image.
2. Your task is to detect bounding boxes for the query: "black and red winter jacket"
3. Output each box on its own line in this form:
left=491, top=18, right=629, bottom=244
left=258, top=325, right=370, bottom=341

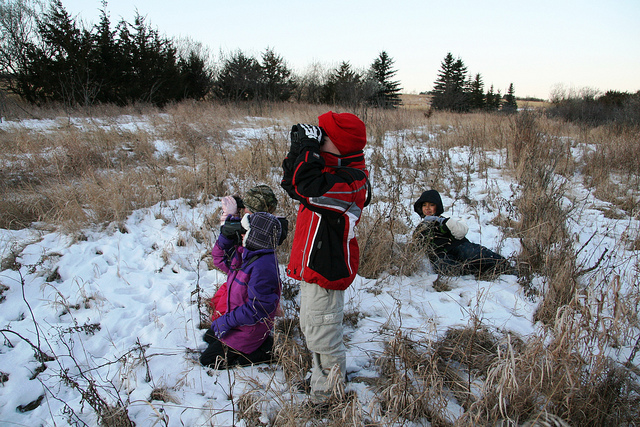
left=281, top=145, right=370, bottom=290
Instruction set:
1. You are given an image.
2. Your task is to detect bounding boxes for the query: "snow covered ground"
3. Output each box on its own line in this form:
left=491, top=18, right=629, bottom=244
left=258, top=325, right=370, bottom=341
left=0, top=114, right=637, bottom=426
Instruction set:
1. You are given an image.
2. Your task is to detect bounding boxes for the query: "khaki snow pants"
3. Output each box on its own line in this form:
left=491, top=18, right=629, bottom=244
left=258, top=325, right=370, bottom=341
left=299, top=281, right=346, bottom=396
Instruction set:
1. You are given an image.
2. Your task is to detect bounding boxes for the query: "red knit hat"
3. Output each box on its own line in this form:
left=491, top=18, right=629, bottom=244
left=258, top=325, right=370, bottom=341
left=318, top=111, right=366, bottom=154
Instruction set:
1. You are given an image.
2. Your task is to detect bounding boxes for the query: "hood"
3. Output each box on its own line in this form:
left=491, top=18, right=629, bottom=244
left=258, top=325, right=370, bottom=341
left=413, top=189, right=444, bottom=217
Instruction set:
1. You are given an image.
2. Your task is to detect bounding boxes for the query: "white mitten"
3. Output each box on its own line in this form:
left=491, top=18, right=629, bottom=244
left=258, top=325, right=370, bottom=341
left=446, top=217, right=468, bottom=240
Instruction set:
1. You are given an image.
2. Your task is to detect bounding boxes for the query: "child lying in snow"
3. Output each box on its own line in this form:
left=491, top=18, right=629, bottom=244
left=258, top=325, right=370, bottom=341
left=412, top=189, right=514, bottom=277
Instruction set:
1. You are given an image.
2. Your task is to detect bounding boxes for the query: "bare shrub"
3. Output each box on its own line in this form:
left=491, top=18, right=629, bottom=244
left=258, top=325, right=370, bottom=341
left=374, top=331, right=451, bottom=425
left=461, top=307, right=640, bottom=426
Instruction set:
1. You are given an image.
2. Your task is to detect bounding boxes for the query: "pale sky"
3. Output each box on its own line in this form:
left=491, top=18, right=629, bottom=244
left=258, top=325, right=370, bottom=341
left=61, top=0, right=639, bottom=99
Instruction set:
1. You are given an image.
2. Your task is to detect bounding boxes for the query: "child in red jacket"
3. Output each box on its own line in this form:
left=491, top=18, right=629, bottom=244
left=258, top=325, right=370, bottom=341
left=281, top=111, right=371, bottom=399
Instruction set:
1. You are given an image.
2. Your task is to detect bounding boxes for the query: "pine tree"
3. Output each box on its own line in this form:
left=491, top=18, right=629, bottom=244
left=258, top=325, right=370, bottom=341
left=431, top=52, right=468, bottom=112
left=19, top=0, right=96, bottom=105
left=215, top=50, right=261, bottom=101
left=259, top=47, right=295, bottom=102
left=9, top=0, right=210, bottom=106
left=485, top=85, right=502, bottom=111
left=502, top=83, right=517, bottom=113
left=125, top=13, right=182, bottom=105
left=90, top=2, right=119, bottom=103
left=178, top=50, right=213, bottom=100
left=369, top=51, right=402, bottom=108
left=467, top=73, right=485, bottom=110
left=322, top=61, right=363, bottom=107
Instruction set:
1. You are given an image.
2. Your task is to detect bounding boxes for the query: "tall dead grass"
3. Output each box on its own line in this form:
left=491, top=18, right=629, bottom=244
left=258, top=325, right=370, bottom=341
left=580, top=126, right=640, bottom=219
left=1, top=102, right=291, bottom=231
left=459, top=306, right=640, bottom=426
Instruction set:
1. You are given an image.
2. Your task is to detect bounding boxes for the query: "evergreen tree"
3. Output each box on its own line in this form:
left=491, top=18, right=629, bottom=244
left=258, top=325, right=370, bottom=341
left=122, top=13, right=182, bottom=105
left=322, top=61, right=363, bottom=107
left=89, top=2, right=119, bottom=103
left=11, top=1, right=202, bottom=106
left=215, top=50, right=261, bottom=101
left=485, top=85, right=502, bottom=111
left=19, top=0, right=95, bottom=104
left=501, top=83, right=517, bottom=113
left=369, top=51, right=402, bottom=108
left=259, top=47, right=295, bottom=102
left=431, top=52, right=468, bottom=112
left=178, top=50, right=213, bottom=100
left=467, top=73, right=485, bottom=110
left=9, top=0, right=212, bottom=106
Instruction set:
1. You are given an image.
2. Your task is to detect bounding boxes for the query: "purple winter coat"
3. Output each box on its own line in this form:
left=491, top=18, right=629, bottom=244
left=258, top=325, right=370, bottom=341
left=211, top=234, right=281, bottom=354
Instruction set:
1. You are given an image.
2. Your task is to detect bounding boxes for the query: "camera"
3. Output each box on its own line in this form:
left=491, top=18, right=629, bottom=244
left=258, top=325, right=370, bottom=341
left=221, top=219, right=246, bottom=243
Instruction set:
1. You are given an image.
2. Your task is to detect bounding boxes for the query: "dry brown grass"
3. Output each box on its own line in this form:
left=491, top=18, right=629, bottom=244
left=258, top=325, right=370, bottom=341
left=374, top=331, right=452, bottom=425
left=370, top=310, right=640, bottom=427
left=399, top=93, right=432, bottom=112
left=581, top=126, right=640, bottom=219
left=460, top=308, right=640, bottom=426
left=272, top=316, right=311, bottom=390
left=2, top=100, right=639, bottom=425
left=0, top=102, right=295, bottom=231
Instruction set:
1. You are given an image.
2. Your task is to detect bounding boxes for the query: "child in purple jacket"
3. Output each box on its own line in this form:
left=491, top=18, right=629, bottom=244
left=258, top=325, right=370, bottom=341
left=200, top=211, right=282, bottom=368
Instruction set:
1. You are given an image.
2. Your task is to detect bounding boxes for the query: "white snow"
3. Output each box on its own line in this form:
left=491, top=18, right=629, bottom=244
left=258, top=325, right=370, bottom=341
left=0, top=114, right=638, bottom=426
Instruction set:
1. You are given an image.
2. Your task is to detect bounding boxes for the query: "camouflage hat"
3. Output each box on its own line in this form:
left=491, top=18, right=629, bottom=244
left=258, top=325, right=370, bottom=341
left=244, top=185, right=277, bottom=213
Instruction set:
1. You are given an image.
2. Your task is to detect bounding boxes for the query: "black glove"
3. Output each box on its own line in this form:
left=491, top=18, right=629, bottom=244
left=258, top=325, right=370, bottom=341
left=220, top=218, right=245, bottom=244
left=289, top=125, right=302, bottom=159
left=277, top=216, right=289, bottom=245
left=203, top=328, right=217, bottom=344
left=291, top=123, right=324, bottom=151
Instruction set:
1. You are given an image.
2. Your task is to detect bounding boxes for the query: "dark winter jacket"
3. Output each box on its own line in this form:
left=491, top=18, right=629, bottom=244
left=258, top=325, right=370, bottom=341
left=413, top=190, right=511, bottom=276
left=281, top=145, right=370, bottom=290
left=412, top=190, right=469, bottom=256
left=210, top=234, right=280, bottom=354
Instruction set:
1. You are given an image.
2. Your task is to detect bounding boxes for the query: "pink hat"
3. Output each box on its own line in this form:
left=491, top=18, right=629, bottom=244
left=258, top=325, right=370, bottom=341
left=318, top=111, right=366, bottom=154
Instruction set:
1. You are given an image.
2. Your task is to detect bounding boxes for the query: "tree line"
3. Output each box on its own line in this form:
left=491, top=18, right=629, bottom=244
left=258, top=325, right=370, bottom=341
left=0, top=0, right=402, bottom=109
left=8, top=0, right=637, bottom=123
left=547, top=86, right=640, bottom=128
left=430, top=52, right=640, bottom=126
left=0, top=1, right=518, bottom=113
left=430, top=52, right=517, bottom=113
